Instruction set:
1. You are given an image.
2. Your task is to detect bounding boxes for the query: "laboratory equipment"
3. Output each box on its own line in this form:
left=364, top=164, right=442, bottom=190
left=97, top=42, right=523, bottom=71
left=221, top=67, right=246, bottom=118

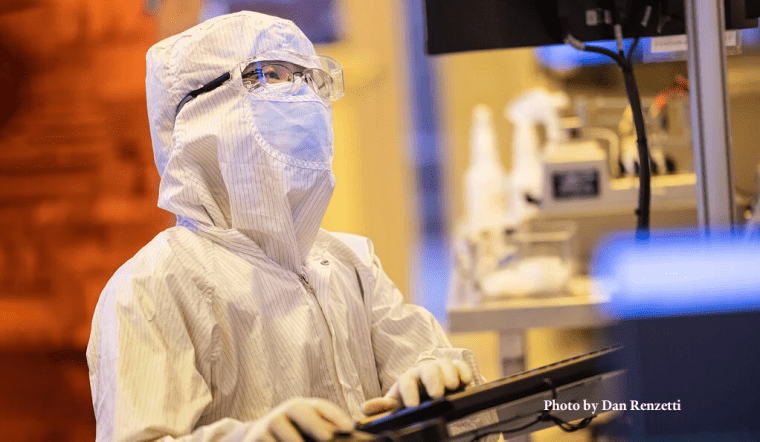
left=426, top=0, right=760, bottom=233
left=450, top=88, right=698, bottom=304
left=477, top=220, right=578, bottom=299
left=531, top=92, right=697, bottom=218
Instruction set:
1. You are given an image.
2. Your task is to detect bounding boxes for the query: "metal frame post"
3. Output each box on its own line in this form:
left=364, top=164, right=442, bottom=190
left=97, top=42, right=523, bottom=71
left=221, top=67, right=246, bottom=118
left=685, top=0, right=737, bottom=230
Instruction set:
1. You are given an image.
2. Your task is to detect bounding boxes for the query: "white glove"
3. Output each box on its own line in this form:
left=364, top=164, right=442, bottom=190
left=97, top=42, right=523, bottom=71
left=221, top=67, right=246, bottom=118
left=361, top=358, right=473, bottom=416
left=246, top=397, right=354, bottom=442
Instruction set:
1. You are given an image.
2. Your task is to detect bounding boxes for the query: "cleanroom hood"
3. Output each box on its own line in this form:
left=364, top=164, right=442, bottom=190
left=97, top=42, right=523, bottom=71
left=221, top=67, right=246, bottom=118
left=145, top=11, right=335, bottom=274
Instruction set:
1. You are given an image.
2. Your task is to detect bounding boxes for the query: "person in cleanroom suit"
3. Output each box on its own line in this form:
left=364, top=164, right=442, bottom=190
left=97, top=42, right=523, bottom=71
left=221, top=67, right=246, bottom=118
left=86, top=11, right=483, bottom=442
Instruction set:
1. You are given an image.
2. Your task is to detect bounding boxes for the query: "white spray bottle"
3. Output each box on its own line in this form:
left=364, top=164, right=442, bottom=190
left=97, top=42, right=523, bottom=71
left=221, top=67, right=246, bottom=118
left=505, top=88, right=568, bottom=224
left=464, top=104, right=507, bottom=234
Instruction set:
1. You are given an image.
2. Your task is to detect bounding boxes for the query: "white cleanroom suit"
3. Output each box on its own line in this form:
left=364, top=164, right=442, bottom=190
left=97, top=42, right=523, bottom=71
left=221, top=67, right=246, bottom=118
left=86, top=10, right=481, bottom=442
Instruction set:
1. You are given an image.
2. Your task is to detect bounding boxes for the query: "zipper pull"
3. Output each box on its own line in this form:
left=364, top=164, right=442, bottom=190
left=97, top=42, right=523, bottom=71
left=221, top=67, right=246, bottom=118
left=299, top=274, right=316, bottom=295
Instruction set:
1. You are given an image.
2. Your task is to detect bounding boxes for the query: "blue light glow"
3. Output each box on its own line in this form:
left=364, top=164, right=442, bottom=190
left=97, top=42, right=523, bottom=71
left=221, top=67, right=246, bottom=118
left=742, top=26, right=760, bottom=46
left=536, top=28, right=760, bottom=71
left=592, top=231, right=760, bottom=318
left=535, top=39, right=637, bottom=71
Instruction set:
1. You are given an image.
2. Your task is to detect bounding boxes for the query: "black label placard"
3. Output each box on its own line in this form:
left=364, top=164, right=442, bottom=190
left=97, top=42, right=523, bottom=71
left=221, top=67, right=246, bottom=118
left=552, top=169, right=600, bottom=200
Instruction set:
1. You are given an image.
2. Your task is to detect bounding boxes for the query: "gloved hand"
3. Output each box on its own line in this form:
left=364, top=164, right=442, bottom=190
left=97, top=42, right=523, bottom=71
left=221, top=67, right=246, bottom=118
left=361, top=358, right=473, bottom=416
left=247, top=397, right=354, bottom=442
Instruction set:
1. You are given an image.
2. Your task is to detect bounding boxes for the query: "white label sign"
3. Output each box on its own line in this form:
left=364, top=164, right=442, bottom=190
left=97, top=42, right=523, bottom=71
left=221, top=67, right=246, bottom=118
left=651, top=30, right=737, bottom=53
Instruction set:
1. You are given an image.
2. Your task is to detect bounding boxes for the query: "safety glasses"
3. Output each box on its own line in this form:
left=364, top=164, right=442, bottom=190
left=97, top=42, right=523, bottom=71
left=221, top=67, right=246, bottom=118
left=241, top=51, right=344, bottom=101
left=176, top=50, right=344, bottom=116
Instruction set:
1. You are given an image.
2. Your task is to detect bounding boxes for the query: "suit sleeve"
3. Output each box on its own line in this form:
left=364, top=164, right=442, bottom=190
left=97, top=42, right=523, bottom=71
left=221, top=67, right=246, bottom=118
left=87, top=257, right=258, bottom=441
left=366, top=251, right=485, bottom=395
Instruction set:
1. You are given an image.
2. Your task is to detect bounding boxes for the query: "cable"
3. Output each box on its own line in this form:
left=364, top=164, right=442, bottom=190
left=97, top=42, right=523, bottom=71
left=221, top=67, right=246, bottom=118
left=467, top=378, right=596, bottom=442
left=627, top=5, right=652, bottom=63
left=627, top=36, right=641, bottom=63
left=536, top=378, right=595, bottom=432
left=563, top=6, right=653, bottom=239
left=621, top=55, right=651, bottom=239
left=468, top=416, right=542, bottom=442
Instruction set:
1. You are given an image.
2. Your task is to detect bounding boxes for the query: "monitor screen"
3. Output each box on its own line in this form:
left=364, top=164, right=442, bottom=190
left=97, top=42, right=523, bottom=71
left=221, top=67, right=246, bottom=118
left=424, top=0, right=759, bottom=55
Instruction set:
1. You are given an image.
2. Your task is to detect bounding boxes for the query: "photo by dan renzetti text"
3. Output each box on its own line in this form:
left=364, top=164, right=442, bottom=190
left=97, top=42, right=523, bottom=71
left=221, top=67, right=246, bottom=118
left=544, top=399, right=682, bottom=414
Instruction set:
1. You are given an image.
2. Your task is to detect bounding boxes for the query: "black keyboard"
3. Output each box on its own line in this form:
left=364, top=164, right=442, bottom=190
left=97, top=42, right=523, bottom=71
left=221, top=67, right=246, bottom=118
left=356, top=346, right=624, bottom=435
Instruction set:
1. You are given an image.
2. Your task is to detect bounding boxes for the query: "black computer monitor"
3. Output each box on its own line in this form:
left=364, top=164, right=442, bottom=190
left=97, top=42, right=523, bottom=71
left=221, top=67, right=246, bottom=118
left=424, top=0, right=760, bottom=54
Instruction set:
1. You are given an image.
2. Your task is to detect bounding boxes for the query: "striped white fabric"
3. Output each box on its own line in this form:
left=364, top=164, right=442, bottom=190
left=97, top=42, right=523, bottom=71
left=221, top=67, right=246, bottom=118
left=86, top=11, right=483, bottom=442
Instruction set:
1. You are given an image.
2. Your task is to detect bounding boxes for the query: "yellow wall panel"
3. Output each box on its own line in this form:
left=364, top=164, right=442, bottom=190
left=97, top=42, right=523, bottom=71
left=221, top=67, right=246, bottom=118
left=320, top=0, right=416, bottom=297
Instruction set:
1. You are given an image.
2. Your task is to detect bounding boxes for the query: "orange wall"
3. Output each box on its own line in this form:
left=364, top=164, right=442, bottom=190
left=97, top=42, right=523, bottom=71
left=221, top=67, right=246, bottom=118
left=0, top=1, right=417, bottom=440
left=0, top=2, right=170, bottom=440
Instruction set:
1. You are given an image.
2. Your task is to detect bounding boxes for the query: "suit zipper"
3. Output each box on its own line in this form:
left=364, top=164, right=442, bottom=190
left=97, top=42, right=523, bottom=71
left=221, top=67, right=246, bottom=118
left=299, top=273, right=316, bottom=295
left=299, top=273, right=332, bottom=341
